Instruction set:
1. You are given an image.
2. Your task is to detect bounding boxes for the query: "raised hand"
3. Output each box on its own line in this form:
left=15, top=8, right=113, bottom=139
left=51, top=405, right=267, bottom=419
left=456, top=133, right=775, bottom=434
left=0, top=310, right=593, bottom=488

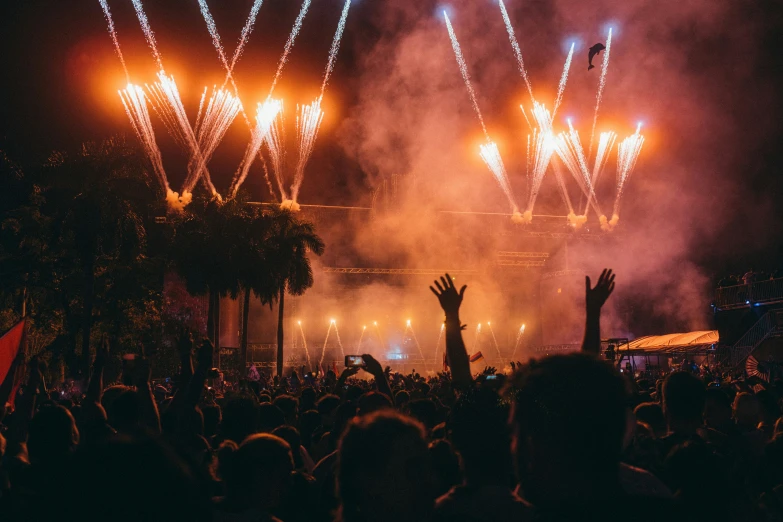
left=586, top=269, right=616, bottom=314
left=361, top=354, right=384, bottom=377
left=96, top=335, right=110, bottom=364
left=340, top=366, right=360, bottom=380
left=430, top=273, right=467, bottom=318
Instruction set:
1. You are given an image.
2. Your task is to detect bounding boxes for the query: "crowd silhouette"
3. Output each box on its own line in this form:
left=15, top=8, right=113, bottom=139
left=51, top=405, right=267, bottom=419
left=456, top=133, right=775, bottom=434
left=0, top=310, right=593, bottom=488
left=1, top=269, right=782, bottom=521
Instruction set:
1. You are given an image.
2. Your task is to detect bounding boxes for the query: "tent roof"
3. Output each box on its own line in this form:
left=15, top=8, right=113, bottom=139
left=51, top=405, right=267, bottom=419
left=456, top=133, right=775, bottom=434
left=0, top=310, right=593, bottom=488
left=624, top=330, right=719, bottom=354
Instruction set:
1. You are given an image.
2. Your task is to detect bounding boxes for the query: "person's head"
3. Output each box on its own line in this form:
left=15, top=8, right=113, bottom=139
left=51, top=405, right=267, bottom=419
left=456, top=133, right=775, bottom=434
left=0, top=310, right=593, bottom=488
left=273, top=395, right=299, bottom=426
left=258, top=403, right=285, bottom=433
left=298, top=409, right=321, bottom=449
left=662, top=371, right=706, bottom=433
left=299, top=387, right=317, bottom=412
left=272, top=425, right=304, bottom=469
left=337, top=411, right=435, bottom=522
left=357, top=391, right=392, bottom=416
left=510, top=354, right=629, bottom=502
left=220, top=395, right=259, bottom=443
left=405, top=399, right=439, bottom=432
left=428, top=439, right=462, bottom=497
left=633, top=402, right=666, bottom=439
left=201, top=403, right=221, bottom=438
left=703, top=387, right=733, bottom=431
left=395, top=390, right=411, bottom=407
left=217, top=434, right=294, bottom=510
left=102, top=385, right=140, bottom=434
left=317, top=394, right=341, bottom=426
left=66, top=435, right=210, bottom=522
left=28, top=405, right=80, bottom=465
left=733, top=392, right=761, bottom=430
left=449, top=387, right=513, bottom=486
left=756, top=390, right=780, bottom=425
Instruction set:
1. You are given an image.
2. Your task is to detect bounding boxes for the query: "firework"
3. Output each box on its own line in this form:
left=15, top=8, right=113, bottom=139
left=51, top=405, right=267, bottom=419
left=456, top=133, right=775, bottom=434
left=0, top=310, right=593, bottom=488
left=264, top=106, right=288, bottom=201
left=511, top=324, right=525, bottom=360
left=404, top=320, right=427, bottom=370
left=486, top=322, right=503, bottom=363
left=497, top=0, right=533, bottom=102
left=130, top=0, right=164, bottom=71
left=444, top=12, right=488, bottom=137
left=553, top=43, right=575, bottom=117
left=268, top=0, right=313, bottom=98
left=553, top=120, right=604, bottom=218
left=550, top=156, right=575, bottom=217
left=295, top=320, right=312, bottom=370
left=147, top=72, right=218, bottom=198
left=589, top=28, right=613, bottom=159
left=434, top=323, right=445, bottom=364
left=610, top=124, right=645, bottom=227
left=192, top=87, right=243, bottom=192
left=582, top=131, right=617, bottom=215
left=523, top=102, right=557, bottom=220
left=98, top=0, right=129, bottom=81
left=472, top=323, right=483, bottom=353
left=226, top=0, right=265, bottom=84
left=118, top=84, right=168, bottom=192
left=319, top=0, right=352, bottom=100
left=230, top=98, right=283, bottom=198
left=479, top=141, right=519, bottom=215
left=291, top=99, right=324, bottom=202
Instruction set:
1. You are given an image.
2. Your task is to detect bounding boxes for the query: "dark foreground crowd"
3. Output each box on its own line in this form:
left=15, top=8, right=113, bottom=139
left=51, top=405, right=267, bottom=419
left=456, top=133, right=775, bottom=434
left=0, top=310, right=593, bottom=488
left=2, top=270, right=783, bottom=521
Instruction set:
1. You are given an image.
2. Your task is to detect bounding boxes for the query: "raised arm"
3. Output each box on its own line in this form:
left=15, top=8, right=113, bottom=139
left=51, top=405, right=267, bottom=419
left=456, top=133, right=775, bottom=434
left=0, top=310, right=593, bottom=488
left=361, top=354, right=393, bottom=404
left=430, top=274, right=471, bottom=387
left=85, top=335, right=109, bottom=404
left=184, top=339, right=214, bottom=409
left=134, top=349, right=161, bottom=434
left=582, top=268, right=616, bottom=356
left=333, top=366, right=360, bottom=396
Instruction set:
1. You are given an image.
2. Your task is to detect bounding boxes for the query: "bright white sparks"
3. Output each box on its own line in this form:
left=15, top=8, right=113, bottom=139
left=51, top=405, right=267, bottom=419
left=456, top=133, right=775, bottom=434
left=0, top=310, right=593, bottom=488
left=479, top=141, right=518, bottom=213
left=497, top=0, right=533, bottom=102
left=553, top=43, right=574, bottom=117
left=269, top=0, right=313, bottom=98
left=130, top=0, right=163, bottom=71
left=292, top=99, right=325, bottom=202
left=444, top=12, right=488, bottom=138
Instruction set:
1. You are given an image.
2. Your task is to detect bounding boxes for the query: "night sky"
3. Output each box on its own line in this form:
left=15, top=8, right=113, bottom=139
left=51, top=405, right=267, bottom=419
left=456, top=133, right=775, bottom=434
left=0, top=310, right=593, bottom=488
left=2, top=0, right=783, bottom=281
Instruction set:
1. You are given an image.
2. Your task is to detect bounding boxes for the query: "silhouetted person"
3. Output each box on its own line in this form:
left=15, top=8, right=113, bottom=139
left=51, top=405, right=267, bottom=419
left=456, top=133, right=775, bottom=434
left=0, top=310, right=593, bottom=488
left=337, top=411, right=436, bottom=522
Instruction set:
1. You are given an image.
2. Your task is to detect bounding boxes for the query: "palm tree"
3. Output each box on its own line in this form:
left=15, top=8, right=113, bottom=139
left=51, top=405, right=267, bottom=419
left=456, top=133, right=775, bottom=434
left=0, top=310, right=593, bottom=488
left=266, top=211, right=324, bottom=377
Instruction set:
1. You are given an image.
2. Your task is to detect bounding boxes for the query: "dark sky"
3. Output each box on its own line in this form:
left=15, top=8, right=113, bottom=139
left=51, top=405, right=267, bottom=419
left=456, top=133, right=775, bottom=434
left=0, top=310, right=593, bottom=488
left=1, top=0, right=783, bottom=280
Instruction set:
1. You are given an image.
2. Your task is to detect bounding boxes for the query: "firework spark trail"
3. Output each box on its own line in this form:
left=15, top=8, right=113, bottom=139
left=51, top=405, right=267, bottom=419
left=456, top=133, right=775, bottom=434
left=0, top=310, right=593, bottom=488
left=525, top=102, right=556, bottom=217
left=291, top=100, right=324, bottom=201
left=357, top=326, right=366, bottom=351
left=486, top=323, right=503, bottom=363
left=554, top=120, right=603, bottom=217
left=553, top=43, right=574, bottom=117
left=130, top=0, right=164, bottom=71
left=98, top=0, right=129, bottom=81
left=511, top=324, right=525, bottom=360
left=333, top=322, right=345, bottom=359
left=498, top=0, right=533, bottom=102
left=589, top=28, right=612, bottom=160
left=444, top=12, right=488, bottom=137
left=230, top=98, right=283, bottom=197
left=582, top=131, right=616, bottom=215
left=472, top=323, right=482, bottom=355
left=264, top=108, right=288, bottom=200
left=373, top=323, right=385, bottom=350
left=479, top=142, right=518, bottom=213
left=147, top=73, right=218, bottom=197
left=434, top=324, right=445, bottom=365
left=319, top=322, right=333, bottom=367
left=404, top=321, right=428, bottom=371
left=550, top=157, right=574, bottom=214
left=226, top=0, right=265, bottom=85
left=268, top=0, right=312, bottom=98
left=119, top=85, right=168, bottom=192
left=192, top=87, right=243, bottom=191
left=297, top=322, right=311, bottom=370
left=612, top=124, right=644, bottom=218
left=318, top=0, right=351, bottom=101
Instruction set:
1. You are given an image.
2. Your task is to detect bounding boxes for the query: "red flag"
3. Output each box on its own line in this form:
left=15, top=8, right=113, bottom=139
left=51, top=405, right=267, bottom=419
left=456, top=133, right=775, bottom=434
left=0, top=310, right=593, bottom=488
left=0, top=320, right=25, bottom=406
left=469, top=351, right=484, bottom=363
